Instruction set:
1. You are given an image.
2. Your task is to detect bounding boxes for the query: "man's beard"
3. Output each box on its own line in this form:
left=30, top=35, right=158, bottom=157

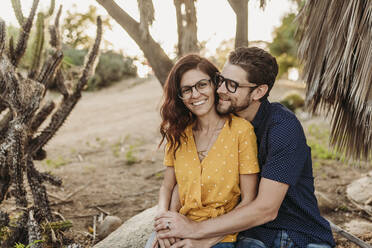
left=217, top=92, right=252, bottom=114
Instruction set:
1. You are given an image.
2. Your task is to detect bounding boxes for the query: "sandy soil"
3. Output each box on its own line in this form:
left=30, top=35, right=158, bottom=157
left=2, top=77, right=371, bottom=247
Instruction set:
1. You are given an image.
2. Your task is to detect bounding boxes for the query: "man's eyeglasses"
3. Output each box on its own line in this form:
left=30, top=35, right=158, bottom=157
left=215, top=73, right=258, bottom=93
left=179, top=79, right=212, bottom=100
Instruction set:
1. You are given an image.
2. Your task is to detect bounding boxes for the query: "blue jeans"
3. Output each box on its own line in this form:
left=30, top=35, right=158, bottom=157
left=212, top=242, right=236, bottom=248
left=145, top=232, right=235, bottom=248
left=236, top=230, right=331, bottom=248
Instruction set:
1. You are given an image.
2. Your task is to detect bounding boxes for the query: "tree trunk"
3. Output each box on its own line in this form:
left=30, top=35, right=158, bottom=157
left=96, top=0, right=174, bottom=86
left=174, top=0, right=199, bottom=56
left=228, top=0, right=248, bottom=48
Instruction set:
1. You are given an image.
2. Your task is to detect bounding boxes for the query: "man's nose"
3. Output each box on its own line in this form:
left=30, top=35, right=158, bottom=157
left=217, top=81, right=227, bottom=94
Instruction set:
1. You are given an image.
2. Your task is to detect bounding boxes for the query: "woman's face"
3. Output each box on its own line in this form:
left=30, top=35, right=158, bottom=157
left=179, top=69, right=216, bottom=117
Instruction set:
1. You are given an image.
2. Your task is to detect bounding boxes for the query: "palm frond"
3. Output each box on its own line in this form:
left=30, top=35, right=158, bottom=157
left=298, top=0, right=372, bottom=160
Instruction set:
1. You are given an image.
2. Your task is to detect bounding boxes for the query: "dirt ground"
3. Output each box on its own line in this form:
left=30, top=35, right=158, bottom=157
left=2, top=77, right=371, bottom=247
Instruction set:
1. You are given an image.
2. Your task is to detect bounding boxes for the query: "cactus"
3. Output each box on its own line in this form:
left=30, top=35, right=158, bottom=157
left=29, top=12, right=45, bottom=79
left=10, top=0, right=25, bottom=26
left=0, top=0, right=102, bottom=246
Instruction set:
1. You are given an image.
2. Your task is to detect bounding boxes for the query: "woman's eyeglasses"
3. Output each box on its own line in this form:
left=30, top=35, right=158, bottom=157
left=178, top=79, right=212, bottom=100
left=214, top=73, right=258, bottom=93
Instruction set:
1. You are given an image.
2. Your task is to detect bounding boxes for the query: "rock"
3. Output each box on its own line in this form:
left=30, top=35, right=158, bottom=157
left=344, top=220, right=372, bottom=235
left=97, top=215, right=123, bottom=240
left=346, top=172, right=372, bottom=205
left=315, top=191, right=338, bottom=210
left=93, top=206, right=157, bottom=248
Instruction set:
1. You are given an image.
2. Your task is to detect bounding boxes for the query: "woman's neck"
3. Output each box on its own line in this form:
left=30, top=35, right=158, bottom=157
left=194, top=110, right=225, bottom=132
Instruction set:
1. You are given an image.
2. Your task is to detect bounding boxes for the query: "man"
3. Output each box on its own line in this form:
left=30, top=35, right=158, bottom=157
left=155, top=47, right=335, bottom=248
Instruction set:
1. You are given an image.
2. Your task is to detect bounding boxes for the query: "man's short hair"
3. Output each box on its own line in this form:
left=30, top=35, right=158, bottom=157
left=228, top=47, right=278, bottom=100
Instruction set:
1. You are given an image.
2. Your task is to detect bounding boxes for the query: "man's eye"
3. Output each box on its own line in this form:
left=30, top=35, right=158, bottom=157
left=226, top=80, right=237, bottom=87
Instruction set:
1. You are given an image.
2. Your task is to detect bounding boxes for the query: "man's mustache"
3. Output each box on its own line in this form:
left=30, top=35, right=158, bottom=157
left=218, top=94, right=230, bottom=101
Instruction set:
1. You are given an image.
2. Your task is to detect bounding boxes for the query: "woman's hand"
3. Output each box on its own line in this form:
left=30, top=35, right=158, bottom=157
left=155, top=229, right=180, bottom=248
left=154, top=211, right=199, bottom=239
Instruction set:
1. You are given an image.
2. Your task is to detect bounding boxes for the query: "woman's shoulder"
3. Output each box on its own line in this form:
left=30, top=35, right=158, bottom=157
left=229, top=114, right=254, bottom=132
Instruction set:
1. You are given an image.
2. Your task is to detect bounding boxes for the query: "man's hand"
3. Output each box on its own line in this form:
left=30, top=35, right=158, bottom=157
left=154, top=211, right=199, bottom=239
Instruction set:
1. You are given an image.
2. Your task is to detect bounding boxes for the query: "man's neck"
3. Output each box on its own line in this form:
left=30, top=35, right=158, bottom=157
left=236, top=101, right=261, bottom=122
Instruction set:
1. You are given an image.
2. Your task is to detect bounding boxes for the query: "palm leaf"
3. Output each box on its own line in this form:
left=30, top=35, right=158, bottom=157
left=297, top=0, right=372, bottom=160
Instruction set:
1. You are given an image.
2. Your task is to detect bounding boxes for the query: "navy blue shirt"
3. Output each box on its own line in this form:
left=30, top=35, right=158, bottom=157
left=239, top=100, right=335, bottom=248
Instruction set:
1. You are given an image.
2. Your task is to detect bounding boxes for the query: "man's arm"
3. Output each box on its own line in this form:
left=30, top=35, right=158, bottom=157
left=196, top=177, right=288, bottom=238
left=156, top=177, right=288, bottom=240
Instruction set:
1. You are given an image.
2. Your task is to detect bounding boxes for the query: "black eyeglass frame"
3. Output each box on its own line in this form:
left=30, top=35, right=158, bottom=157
left=214, top=73, right=258, bottom=93
left=178, top=79, right=213, bottom=100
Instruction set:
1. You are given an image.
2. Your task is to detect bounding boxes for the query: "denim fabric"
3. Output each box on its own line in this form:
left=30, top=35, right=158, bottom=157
left=236, top=236, right=266, bottom=248
left=212, top=242, right=236, bottom=248
left=144, top=232, right=156, bottom=248
left=237, top=230, right=332, bottom=248
left=145, top=232, right=236, bottom=248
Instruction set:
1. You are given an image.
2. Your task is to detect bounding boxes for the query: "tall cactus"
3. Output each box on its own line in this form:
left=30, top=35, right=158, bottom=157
left=0, top=0, right=102, bottom=246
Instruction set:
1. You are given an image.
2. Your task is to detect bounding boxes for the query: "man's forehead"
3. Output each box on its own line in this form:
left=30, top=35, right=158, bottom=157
left=221, top=62, right=247, bottom=81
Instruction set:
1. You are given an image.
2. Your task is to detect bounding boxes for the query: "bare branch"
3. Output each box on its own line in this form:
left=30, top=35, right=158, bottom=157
left=330, top=221, right=372, bottom=248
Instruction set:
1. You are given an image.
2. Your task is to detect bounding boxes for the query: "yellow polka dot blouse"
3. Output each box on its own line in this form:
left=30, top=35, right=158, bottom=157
left=164, top=115, right=260, bottom=242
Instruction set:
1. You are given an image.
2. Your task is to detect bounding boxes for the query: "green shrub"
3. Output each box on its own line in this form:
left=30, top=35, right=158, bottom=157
left=305, top=124, right=345, bottom=161
left=88, top=51, right=137, bottom=90
left=280, top=93, right=305, bottom=112
left=62, top=46, right=87, bottom=67
left=62, top=48, right=137, bottom=90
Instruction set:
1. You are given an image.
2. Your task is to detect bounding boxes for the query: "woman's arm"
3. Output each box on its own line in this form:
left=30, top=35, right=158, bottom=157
left=154, top=167, right=177, bottom=248
left=158, top=167, right=177, bottom=213
left=235, top=173, right=258, bottom=210
left=169, top=184, right=181, bottom=212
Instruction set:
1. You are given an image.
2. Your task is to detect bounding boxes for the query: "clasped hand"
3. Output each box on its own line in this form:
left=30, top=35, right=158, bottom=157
left=152, top=211, right=202, bottom=248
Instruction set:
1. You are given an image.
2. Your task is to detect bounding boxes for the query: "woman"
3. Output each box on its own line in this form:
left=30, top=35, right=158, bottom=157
left=149, top=54, right=259, bottom=248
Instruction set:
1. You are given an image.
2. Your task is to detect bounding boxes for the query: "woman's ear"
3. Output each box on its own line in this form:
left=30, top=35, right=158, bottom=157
left=253, top=84, right=269, bottom=101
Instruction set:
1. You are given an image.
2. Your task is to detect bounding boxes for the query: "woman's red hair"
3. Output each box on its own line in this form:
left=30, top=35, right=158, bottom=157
left=159, top=54, right=219, bottom=156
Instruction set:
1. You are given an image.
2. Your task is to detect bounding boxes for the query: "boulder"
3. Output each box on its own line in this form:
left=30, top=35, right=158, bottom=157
left=97, top=215, right=123, bottom=240
left=93, top=206, right=156, bottom=248
left=344, top=220, right=372, bottom=236
left=346, top=171, right=372, bottom=215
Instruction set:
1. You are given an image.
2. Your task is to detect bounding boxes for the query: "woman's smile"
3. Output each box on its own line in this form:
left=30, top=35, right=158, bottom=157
left=191, top=99, right=207, bottom=106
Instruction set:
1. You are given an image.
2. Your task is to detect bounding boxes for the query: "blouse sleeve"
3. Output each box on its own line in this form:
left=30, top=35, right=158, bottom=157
left=238, top=123, right=260, bottom=174
left=163, top=142, right=175, bottom=167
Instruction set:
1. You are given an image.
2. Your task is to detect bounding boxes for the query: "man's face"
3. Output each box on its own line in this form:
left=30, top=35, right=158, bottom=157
left=216, top=63, right=255, bottom=115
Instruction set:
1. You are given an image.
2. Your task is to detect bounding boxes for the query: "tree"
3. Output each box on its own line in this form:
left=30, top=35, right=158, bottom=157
left=96, top=0, right=265, bottom=86
left=228, top=0, right=248, bottom=48
left=298, top=0, right=372, bottom=160
left=269, top=13, right=299, bottom=78
left=174, top=0, right=199, bottom=55
left=0, top=0, right=102, bottom=246
left=62, top=4, right=112, bottom=49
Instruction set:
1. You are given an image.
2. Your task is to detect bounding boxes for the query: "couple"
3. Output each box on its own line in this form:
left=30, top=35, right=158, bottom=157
left=147, top=47, right=335, bottom=248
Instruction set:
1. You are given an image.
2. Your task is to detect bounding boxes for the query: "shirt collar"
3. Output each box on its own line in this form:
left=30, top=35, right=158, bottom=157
left=251, top=99, right=270, bottom=130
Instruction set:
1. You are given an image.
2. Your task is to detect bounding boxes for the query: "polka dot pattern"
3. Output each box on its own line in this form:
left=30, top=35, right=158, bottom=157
left=239, top=100, right=335, bottom=248
left=163, top=115, right=259, bottom=243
